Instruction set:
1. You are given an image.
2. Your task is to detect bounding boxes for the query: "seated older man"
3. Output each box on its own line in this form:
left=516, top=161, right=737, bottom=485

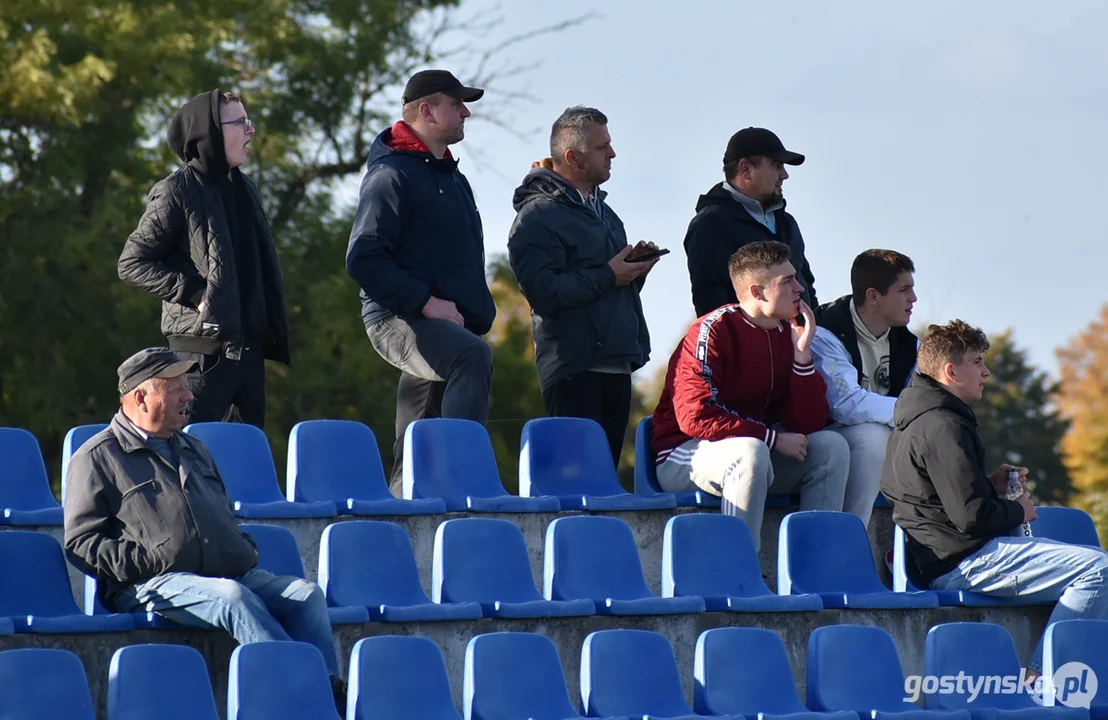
left=63, top=348, right=345, bottom=709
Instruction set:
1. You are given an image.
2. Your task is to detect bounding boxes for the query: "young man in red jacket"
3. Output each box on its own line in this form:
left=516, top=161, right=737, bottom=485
left=653, top=241, right=849, bottom=550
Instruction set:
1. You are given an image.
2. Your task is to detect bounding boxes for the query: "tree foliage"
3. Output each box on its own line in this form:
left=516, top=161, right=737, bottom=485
left=1057, top=306, right=1108, bottom=529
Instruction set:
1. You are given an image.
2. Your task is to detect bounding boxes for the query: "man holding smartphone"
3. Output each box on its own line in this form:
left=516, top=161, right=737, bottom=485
left=508, top=106, right=657, bottom=466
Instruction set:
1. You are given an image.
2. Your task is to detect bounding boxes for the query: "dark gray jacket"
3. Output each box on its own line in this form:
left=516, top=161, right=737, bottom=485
left=507, top=169, right=650, bottom=392
left=63, top=412, right=259, bottom=608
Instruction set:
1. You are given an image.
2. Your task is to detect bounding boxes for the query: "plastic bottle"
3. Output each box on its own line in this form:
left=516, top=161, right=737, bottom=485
left=1005, top=469, right=1033, bottom=537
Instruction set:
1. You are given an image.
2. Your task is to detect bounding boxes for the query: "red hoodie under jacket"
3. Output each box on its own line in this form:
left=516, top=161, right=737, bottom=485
left=651, top=305, right=830, bottom=463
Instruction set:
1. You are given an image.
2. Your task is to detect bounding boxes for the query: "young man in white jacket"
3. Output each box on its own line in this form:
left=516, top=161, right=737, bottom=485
left=812, top=249, right=917, bottom=525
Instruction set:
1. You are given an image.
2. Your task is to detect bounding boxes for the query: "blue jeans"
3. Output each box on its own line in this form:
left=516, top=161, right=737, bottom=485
left=931, top=536, right=1108, bottom=671
left=115, top=569, right=339, bottom=676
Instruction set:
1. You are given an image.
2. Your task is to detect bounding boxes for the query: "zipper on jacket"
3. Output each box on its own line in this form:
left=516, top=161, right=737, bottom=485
left=765, top=330, right=775, bottom=412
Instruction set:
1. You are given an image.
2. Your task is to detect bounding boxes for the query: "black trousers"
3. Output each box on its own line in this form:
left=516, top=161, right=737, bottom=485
left=184, top=344, right=267, bottom=429
left=388, top=373, right=445, bottom=496
left=542, top=372, right=632, bottom=469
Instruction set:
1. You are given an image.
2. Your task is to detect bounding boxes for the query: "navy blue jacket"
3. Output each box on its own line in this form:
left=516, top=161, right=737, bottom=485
left=508, top=169, right=650, bottom=393
left=346, top=124, right=495, bottom=335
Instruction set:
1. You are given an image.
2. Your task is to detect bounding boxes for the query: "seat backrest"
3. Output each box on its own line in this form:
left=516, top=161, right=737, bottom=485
left=319, top=521, right=429, bottom=607
left=62, top=423, right=110, bottom=504
left=350, top=636, right=462, bottom=720
left=287, top=420, right=391, bottom=504
left=108, top=644, right=220, bottom=720
left=1032, top=507, right=1102, bottom=547
left=663, top=513, right=765, bottom=598
left=694, top=627, right=807, bottom=716
left=634, top=416, right=663, bottom=495
left=779, top=511, right=885, bottom=594
left=183, top=422, right=284, bottom=504
left=403, top=419, right=509, bottom=501
left=0, top=648, right=95, bottom=719
left=464, top=632, right=581, bottom=720
left=0, top=427, right=61, bottom=511
left=1044, top=619, right=1108, bottom=712
left=519, top=417, right=624, bottom=498
left=807, top=625, right=914, bottom=711
left=228, top=641, right=340, bottom=720
left=433, top=518, right=541, bottom=604
left=544, top=516, right=653, bottom=602
left=581, top=629, right=693, bottom=718
left=924, top=622, right=1034, bottom=710
left=240, top=524, right=306, bottom=579
left=0, top=530, right=81, bottom=617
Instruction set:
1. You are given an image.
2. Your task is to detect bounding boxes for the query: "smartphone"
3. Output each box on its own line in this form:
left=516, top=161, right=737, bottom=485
left=628, top=248, right=671, bottom=263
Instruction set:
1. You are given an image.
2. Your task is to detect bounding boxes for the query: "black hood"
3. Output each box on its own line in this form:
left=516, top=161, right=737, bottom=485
left=512, top=168, right=605, bottom=212
left=893, top=372, right=977, bottom=430
left=168, top=89, right=228, bottom=177
left=693, top=182, right=788, bottom=216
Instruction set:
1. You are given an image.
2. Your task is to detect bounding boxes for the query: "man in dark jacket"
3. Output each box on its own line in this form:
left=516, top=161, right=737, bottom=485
left=882, top=320, right=1108, bottom=674
left=64, top=348, right=345, bottom=709
left=508, top=106, right=656, bottom=465
left=118, top=90, right=291, bottom=429
left=346, top=70, right=495, bottom=494
left=813, top=249, right=918, bottom=525
left=684, top=127, right=816, bottom=317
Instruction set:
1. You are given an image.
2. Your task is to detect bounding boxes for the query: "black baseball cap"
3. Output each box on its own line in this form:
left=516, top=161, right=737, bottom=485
left=401, top=70, right=484, bottom=105
left=723, top=127, right=805, bottom=166
left=118, top=347, right=197, bottom=394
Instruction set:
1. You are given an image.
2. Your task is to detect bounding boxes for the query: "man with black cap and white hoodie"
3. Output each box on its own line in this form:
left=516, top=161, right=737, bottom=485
left=118, top=90, right=290, bottom=429
left=684, top=127, right=817, bottom=317
left=346, top=70, right=495, bottom=495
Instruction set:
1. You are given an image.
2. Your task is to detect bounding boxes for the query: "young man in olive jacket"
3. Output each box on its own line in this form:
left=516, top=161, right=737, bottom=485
left=882, top=320, right=1108, bottom=674
left=118, top=90, right=291, bottom=429
left=508, top=106, right=658, bottom=465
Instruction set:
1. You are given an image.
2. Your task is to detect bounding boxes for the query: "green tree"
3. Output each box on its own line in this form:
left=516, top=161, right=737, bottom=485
left=975, top=329, right=1072, bottom=504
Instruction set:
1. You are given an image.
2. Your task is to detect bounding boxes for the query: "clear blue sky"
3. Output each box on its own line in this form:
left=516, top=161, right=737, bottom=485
left=343, top=0, right=1108, bottom=382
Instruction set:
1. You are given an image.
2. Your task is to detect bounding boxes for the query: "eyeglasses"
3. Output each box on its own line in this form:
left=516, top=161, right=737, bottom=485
left=223, top=117, right=254, bottom=132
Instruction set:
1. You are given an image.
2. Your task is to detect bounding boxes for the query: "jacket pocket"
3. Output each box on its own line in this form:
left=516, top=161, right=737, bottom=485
left=119, top=480, right=173, bottom=555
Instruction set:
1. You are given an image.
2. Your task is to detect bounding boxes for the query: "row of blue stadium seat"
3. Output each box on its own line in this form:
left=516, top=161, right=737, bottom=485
left=2, top=509, right=1097, bottom=633
left=3, top=620, right=1104, bottom=719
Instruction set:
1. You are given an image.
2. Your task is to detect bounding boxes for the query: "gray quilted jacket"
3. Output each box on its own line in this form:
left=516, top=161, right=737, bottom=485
left=117, top=165, right=291, bottom=364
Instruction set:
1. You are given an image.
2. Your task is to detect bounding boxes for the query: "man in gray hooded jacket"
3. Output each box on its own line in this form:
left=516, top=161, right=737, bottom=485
left=508, top=106, right=658, bottom=466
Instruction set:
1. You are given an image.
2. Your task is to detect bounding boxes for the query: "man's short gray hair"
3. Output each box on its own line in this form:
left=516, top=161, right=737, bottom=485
left=550, top=106, right=608, bottom=160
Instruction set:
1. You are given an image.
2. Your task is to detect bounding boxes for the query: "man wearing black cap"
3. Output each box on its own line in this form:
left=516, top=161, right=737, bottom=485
left=64, top=348, right=345, bottom=710
left=118, top=90, right=291, bottom=429
left=684, top=127, right=817, bottom=317
left=346, top=69, right=496, bottom=494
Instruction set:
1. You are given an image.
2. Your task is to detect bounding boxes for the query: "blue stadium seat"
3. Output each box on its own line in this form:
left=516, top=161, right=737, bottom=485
left=520, top=417, right=675, bottom=511
left=544, top=516, right=705, bottom=615
left=404, top=418, right=560, bottom=512
left=893, top=525, right=1053, bottom=607
left=778, top=511, right=938, bottom=608
left=433, top=518, right=594, bottom=619
left=634, top=416, right=721, bottom=507
left=1032, top=507, right=1101, bottom=548
left=349, top=635, right=463, bottom=720
left=183, top=422, right=337, bottom=518
left=808, top=625, right=971, bottom=720
left=108, top=644, right=220, bottom=720
left=61, top=423, right=109, bottom=504
left=0, top=427, right=64, bottom=525
left=241, top=523, right=368, bottom=624
left=228, top=641, right=341, bottom=720
left=925, top=622, right=1090, bottom=720
left=0, top=618, right=12, bottom=635
left=663, top=514, right=822, bottom=611
left=1044, top=620, right=1108, bottom=718
left=0, top=530, right=134, bottom=632
left=695, top=627, right=858, bottom=720
left=287, top=419, right=446, bottom=515
left=465, top=632, right=611, bottom=720
left=319, top=520, right=482, bottom=622
left=0, top=648, right=96, bottom=719
left=581, top=628, right=743, bottom=720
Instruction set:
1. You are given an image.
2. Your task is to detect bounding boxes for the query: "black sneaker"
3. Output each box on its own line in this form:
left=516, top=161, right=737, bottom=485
left=330, top=674, right=348, bottom=715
